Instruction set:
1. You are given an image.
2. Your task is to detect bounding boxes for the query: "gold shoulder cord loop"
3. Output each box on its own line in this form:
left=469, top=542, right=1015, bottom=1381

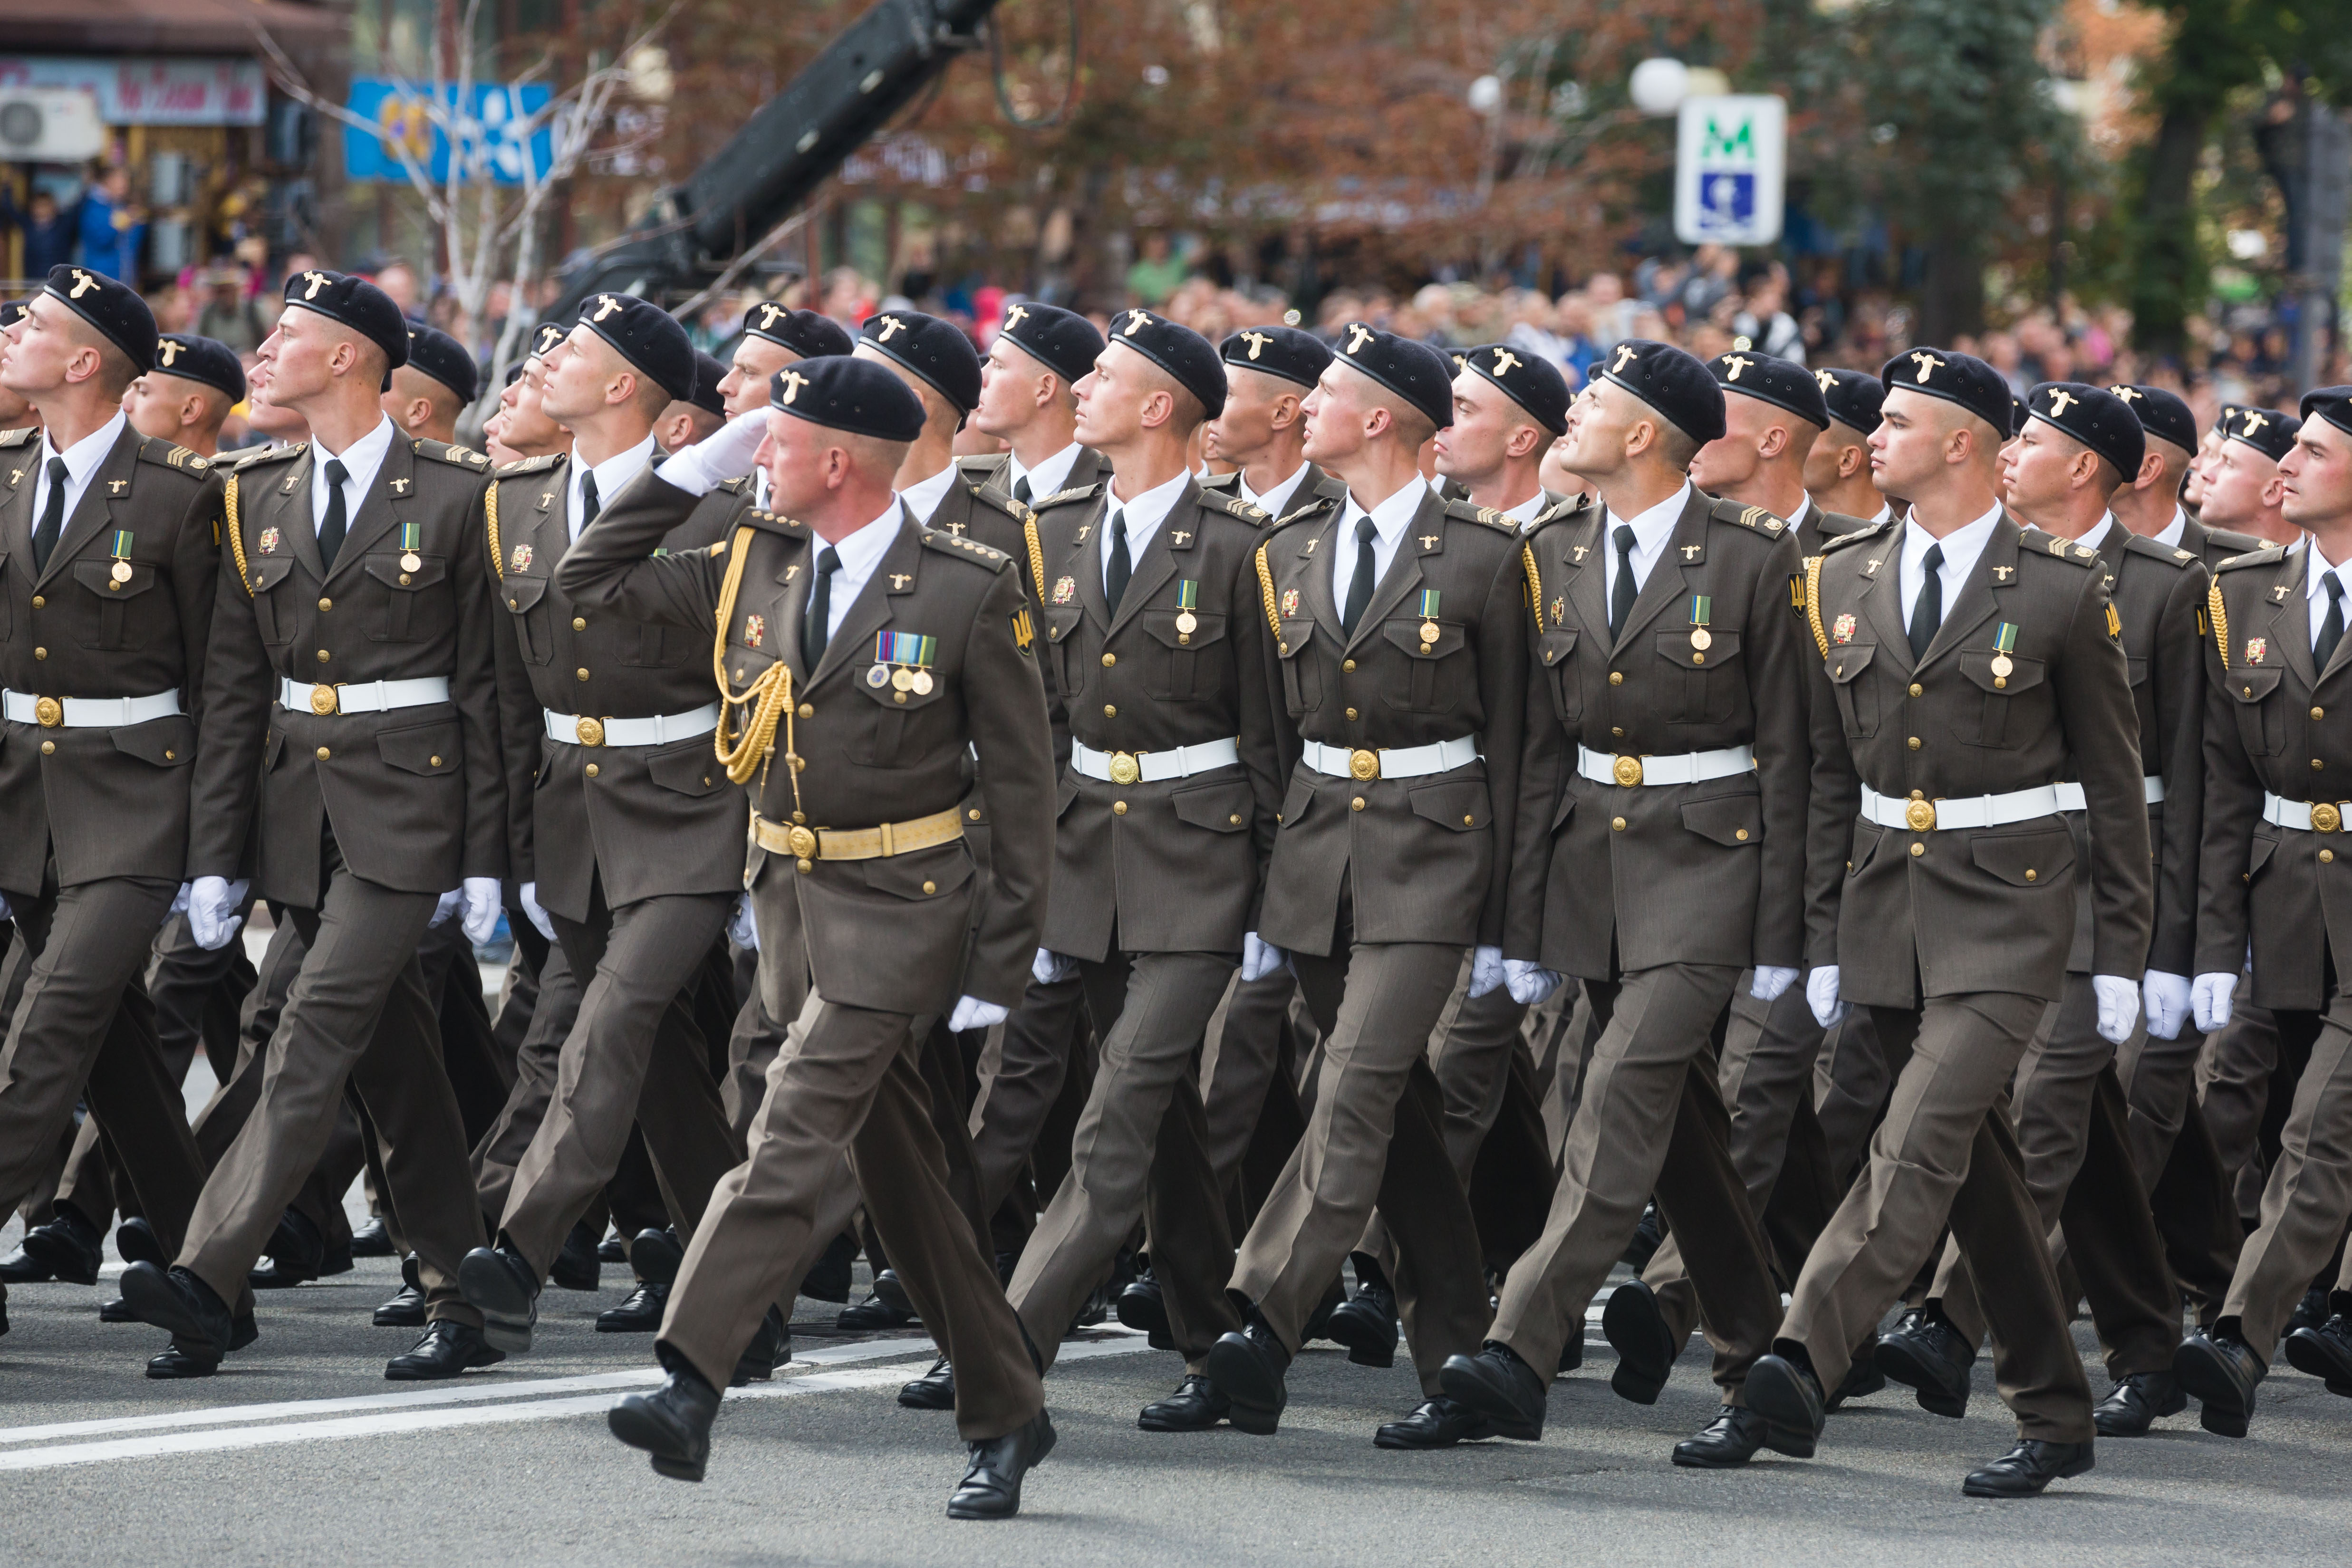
left=1522, top=542, right=1544, bottom=635
left=1804, top=554, right=1829, bottom=658
left=711, top=525, right=805, bottom=822
left=1017, top=500, right=1047, bottom=603
left=2208, top=578, right=2229, bottom=666
left=486, top=478, right=503, bottom=580
left=1253, top=540, right=1281, bottom=638
left=223, top=474, right=252, bottom=597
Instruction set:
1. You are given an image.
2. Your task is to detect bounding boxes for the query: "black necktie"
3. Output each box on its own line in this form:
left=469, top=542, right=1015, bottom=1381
left=578, top=470, right=600, bottom=532
left=318, top=458, right=350, bottom=569
left=2321, top=572, right=2346, bottom=672
left=803, top=546, right=840, bottom=671
left=1341, top=516, right=1378, bottom=634
left=1012, top=473, right=1032, bottom=506
left=30, top=456, right=68, bottom=574
left=1105, top=510, right=1132, bottom=615
left=1608, top=523, right=1638, bottom=641
left=1909, top=542, right=1945, bottom=662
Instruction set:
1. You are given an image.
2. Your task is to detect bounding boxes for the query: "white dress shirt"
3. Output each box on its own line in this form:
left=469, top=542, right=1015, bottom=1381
left=1503, top=489, right=1551, bottom=529
left=2072, top=512, right=2117, bottom=555
left=753, top=471, right=768, bottom=510
left=29, top=410, right=127, bottom=542
left=308, top=416, right=397, bottom=537
left=2307, top=540, right=2350, bottom=652
left=1898, top=500, right=2002, bottom=626
left=1240, top=460, right=1312, bottom=522
left=1868, top=500, right=1895, bottom=525
left=1600, top=480, right=1692, bottom=607
left=896, top=462, right=960, bottom=527
left=2155, top=507, right=2187, bottom=550
left=1006, top=441, right=1082, bottom=503
left=812, top=501, right=906, bottom=642
left=1331, top=477, right=1431, bottom=610
left=1101, top=468, right=1194, bottom=594
left=566, top=433, right=657, bottom=542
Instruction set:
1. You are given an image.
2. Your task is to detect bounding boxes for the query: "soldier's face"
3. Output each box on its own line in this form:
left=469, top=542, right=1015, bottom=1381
left=723, top=339, right=793, bottom=420
left=1433, top=370, right=1530, bottom=484
left=497, top=365, right=568, bottom=453
left=0, top=296, right=78, bottom=396
left=1688, top=392, right=1787, bottom=492
left=2184, top=428, right=2224, bottom=507
left=1558, top=381, right=1646, bottom=477
left=974, top=336, right=1053, bottom=439
left=2278, top=422, right=2352, bottom=528
left=1070, top=343, right=1150, bottom=451
left=540, top=326, right=623, bottom=424
left=2001, top=420, right=2092, bottom=521
left=1299, top=362, right=1377, bottom=464
left=1203, top=366, right=1290, bottom=466
left=256, top=307, right=355, bottom=408
left=2198, top=442, right=2279, bottom=528
left=1867, top=389, right=1957, bottom=497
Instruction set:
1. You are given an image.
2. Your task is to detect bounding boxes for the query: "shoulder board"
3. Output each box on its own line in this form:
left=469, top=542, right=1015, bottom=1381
left=742, top=508, right=803, bottom=536
left=1032, top=481, right=1105, bottom=510
left=495, top=453, right=563, bottom=476
left=1209, top=493, right=1267, bottom=524
left=135, top=438, right=213, bottom=474
left=1526, top=495, right=1599, bottom=537
left=0, top=427, right=35, bottom=448
left=2016, top=527, right=2101, bottom=566
left=1706, top=498, right=1787, bottom=536
left=2216, top=544, right=2288, bottom=573
left=1196, top=470, right=1242, bottom=492
left=413, top=439, right=492, bottom=470
left=1268, top=491, right=1342, bottom=532
left=923, top=529, right=1012, bottom=569
left=955, top=453, right=1006, bottom=476
left=227, top=441, right=306, bottom=471
left=712, top=474, right=751, bottom=496
left=1442, top=497, right=1518, bottom=530
left=2118, top=532, right=2197, bottom=569
left=1820, top=518, right=1892, bottom=553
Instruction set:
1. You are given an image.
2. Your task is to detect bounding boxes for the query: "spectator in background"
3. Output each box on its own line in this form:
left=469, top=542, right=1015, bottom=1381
left=1733, top=263, right=1805, bottom=364
left=820, top=265, right=874, bottom=327
left=1584, top=271, right=1633, bottom=351
left=193, top=266, right=267, bottom=353
left=374, top=257, right=425, bottom=320
left=2, top=186, right=80, bottom=277
left=1126, top=231, right=1189, bottom=306
left=77, top=166, right=145, bottom=281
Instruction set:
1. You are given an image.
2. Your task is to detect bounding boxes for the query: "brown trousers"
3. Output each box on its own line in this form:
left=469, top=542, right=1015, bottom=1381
left=2221, top=998, right=2352, bottom=1356
left=472, top=936, right=578, bottom=1230
left=969, top=972, right=1090, bottom=1222
left=1779, top=994, right=2093, bottom=1443
left=659, top=991, right=1042, bottom=1441
left=2198, top=981, right=2284, bottom=1223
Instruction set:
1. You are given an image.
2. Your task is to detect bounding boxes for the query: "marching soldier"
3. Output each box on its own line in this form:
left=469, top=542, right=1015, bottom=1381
left=2196, top=407, right=2303, bottom=549
left=2180, top=405, right=2247, bottom=520
left=124, top=332, right=245, bottom=456
left=574, top=355, right=1060, bottom=1518
left=1802, top=368, right=1893, bottom=532
left=119, top=270, right=507, bottom=1381
left=485, top=321, right=574, bottom=465
left=656, top=350, right=730, bottom=454
left=1204, top=325, right=1333, bottom=521
left=0, top=298, right=39, bottom=434
left=712, top=305, right=852, bottom=510
left=1440, top=341, right=1800, bottom=1466
left=853, top=309, right=983, bottom=525
left=384, top=324, right=478, bottom=445
left=1743, top=348, right=2150, bottom=1498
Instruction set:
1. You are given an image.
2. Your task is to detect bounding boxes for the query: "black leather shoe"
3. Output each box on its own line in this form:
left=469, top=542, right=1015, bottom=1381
left=349, top=1216, right=395, bottom=1257
left=1824, top=1355, right=1885, bottom=1412
left=1375, top=1396, right=1494, bottom=1449
left=630, top=1227, right=685, bottom=1287
left=386, top=1319, right=505, bottom=1380
left=2282, top=1314, right=2352, bottom=1394
left=946, top=1409, right=1056, bottom=1520
left=1874, top=1306, right=1975, bottom=1419
left=596, top=1230, right=628, bottom=1264
left=99, top=1295, right=138, bottom=1323
left=2287, top=1286, right=2331, bottom=1336
left=900, top=1355, right=957, bottom=1410
left=597, top=1280, right=670, bottom=1332
left=0, top=1245, right=54, bottom=1284
left=113, top=1216, right=167, bottom=1269
left=458, top=1244, right=540, bottom=1353
left=732, top=1306, right=788, bottom=1385
left=1558, top=1334, right=1583, bottom=1374
left=373, top=1253, right=427, bottom=1328
left=1204, top=1314, right=1291, bottom=1434
left=2093, top=1370, right=2187, bottom=1436
left=118, top=1262, right=232, bottom=1354
left=1438, top=1342, right=1547, bottom=1441
left=802, top=1231, right=855, bottom=1303
left=1743, top=1352, right=1827, bottom=1442
left=249, top=1209, right=325, bottom=1289
left=1325, top=1282, right=1399, bottom=1368
left=1118, top=1268, right=1175, bottom=1350
left=871, top=1267, right=916, bottom=1318
left=20, top=1209, right=103, bottom=1286
left=1961, top=1438, right=2094, bottom=1497
left=550, top=1221, right=601, bottom=1292
left=146, top=1312, right=259, bottom=1378
left=1139, top=1374, right=1231, bottom=1432
left=1602, top=1278, right=1678, bottom=1405
left=610, top=1365, right=721, bottom=1482
left=1069, top=1280, right=1112, bottom=1333
left=2174, top=1329, right=2266, bottom=1437
left=1621, top=1201, right=1665, bottom=1271
left=838, top=1288, right=916, bottom=1330
left=1672, top=1403, right=1816, bottom=1467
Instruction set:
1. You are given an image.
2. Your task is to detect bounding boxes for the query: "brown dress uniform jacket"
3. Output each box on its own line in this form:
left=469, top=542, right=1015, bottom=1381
left=1251, top=485, right=1528, bottom=954
left=1506, top=490, right=1809, bottom=976
left=1033, top=477, right=1282, bottom=960
left=2180, top=514, right=2263, bottom=574
left=2197, top=542, right=2352, bottom=1009
left=554, top=476, right=1056, bottom=1015
left=1794, top=499, right=1873, bottom=558
left=486, top=454, right=744, bottom=922
left=930, top=448, right=1110, bottom=604
left=191, top=436, right=507, bottom=901
left=1801, top=511, right=2152, bottom=1006
left=0, top=424, right=222, bottom=892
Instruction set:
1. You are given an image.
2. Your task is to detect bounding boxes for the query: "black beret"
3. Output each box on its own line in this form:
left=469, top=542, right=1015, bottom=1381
left=2230, top=405, right=2302, bottom=462
left=1708, top=349, right=1827, bottom=432
left=1878, top=346, right=2010, bottom=436
left=42, top=264, right=157, bottom=374
left=742, top=302, right=852, bottom=360
left=401, top=324, right=478, bottom=405
left=2110, top=384, right=2197, bottom=455
left=0, top=299, right=29, bottom=330
left=1812, top=367, right=1884, bottom=434
left=1333, top=320, right=1454, bottom=433
left=771, top=354, right=925, bottom=443
left=1596, top=338, right=1725, bottom=444
left=858, top=309, right=981, bottom=415
left=1221, top=324, right=1331, bottom=390
left=527, top=318, right=569, bottom=361
left=153, top=333, right=246, bottom=404
left=1456, top=343, right=1571, bottom=435
left=2025, top=382, right=2144, bottom=479
left=578, top=292, right=696, bottom=402
left=282, top=268, right=407, bottom=386
left=2009, top=394, right=2028, bottom=441
left=2214, top=404, right=2248, bottom=442
left=2299, top=386, right=2352, bottom=442
left=1104, top=307, right=1226, bottom=420
left=687, top=350, right=729, bottom=417
left=997, top=300, right=1104, bottom=385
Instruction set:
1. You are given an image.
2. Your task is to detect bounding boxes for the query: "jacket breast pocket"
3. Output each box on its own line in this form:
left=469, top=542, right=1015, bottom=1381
left=645, top=741, right=724, bottom=798
left=377, top=719, right=461, bottom=778
left=71, top=558, right=161, bottom=650
left=1655, top=626, right=1741, bottom=723
left=1277, top=619, right=1321, bottom=713
left=1407, top=777, right=1490, bottom=832
left=500, top=574, right=554, bottom=665
left=849, top=662, right=950, bottom=768
left=1827, top=641, right=1880, bottom=738
left=1970, top=826, right=2075, bottom=888
left=363, top=552, right=453, bottom=644
left=2228, top=665, right=2285, bottom=756
left=1679, top=789, right=1762, bottom=847
left=1170, top=779, right=1253, bottom=833
left=1139, top=609, right=1227, bottom=701
left=111, top=712, right=195, bottom=769
left=1043, top=604, right=1084, bottom=698
left=1538, top=627, right=1581, bottom=723
left=246, top=557, right=298, bottom=645
left=1957, top=649, right=2047, bottom=749
left=1380, top=619, right=1466, bottom=713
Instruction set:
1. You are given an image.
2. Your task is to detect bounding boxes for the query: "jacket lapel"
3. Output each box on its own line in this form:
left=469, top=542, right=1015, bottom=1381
left=0, top=445, right=35, bottom=562
left=771, top=529, right=813, bottom=683
left=34, top=424, right=140, bottom=592
left=270, top=449, right=328, bottom=584
left=1106, top=481, right=1191, bottom=638
left=812, top=509, right=923, bottom=688
left=1860, top=526, right=1913, bottom=669
left=1920, top=513, right=2021, bottom=668
left=1343, top=488, right=1440, bottom=654
left=1066, top=494, right=1115, bottom=632
left=1610, top=490, right=1708, bottom=653
left=2273, top=547, right=2319, bottom=688
left=323, top=437, right=413, bottom=585
left=1561, top=507, right=1610, bottom=638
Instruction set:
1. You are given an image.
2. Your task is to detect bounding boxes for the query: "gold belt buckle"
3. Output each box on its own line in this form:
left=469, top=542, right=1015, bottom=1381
left=785, top=824, right=819, bottom=860
left=1612, top=754, right=1644, bottom=788
left=575, top=716, right=606, bottom=747
left=1109, top=750, right=1141, bottom=785
left=1904, top=797, right=1938, bottom=833
left=309, top=684, right=340, bottom=716
left=2314, top=802, right=2342, bottom=834
left=33, top=696, right=63, bottom=728
left=1348, top=748, right=1381, bottom=781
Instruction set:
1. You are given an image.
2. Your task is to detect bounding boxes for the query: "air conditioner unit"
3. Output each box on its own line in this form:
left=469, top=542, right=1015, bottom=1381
left=0, top=90, right=108, bottom=164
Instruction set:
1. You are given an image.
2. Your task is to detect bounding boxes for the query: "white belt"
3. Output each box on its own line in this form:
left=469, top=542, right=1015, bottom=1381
left=1071, top=737, right=1240, bottom=784
left=2264, top=792, right=2352, bottom=833
left=2053, top=777, right=2166, bottom=812
left=1577, top=743, right=1753, bottom=788
left=2, top=687, right=181, bottom=728
left=280, top=677, right=451, bottom=717
left=1301, top=735, right=1478, bottom=782
left=1860, top=782, right=2063, bottom=832
left=544, top=703, right=722, bottom=748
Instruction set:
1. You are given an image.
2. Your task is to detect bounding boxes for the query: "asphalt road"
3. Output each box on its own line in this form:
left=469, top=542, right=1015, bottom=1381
left=4, top=1230, right=2349, bottom=1568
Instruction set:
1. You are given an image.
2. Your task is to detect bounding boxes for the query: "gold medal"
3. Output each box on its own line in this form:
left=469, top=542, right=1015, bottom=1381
left=1420, top=620, right=1441, bottom=645
left=1690, top=626, right=1712, bottom=652
left=1175, top=610, right=1198, bottom=635
left=110, top=559, right=134, bottom=584
left=891, top=667, right=915, bottom=693
left=910, top=669, right=934, bottom=695
left=400, top=551, right=423, bottom=573
left=1989, top=653, right=2014, bottom=679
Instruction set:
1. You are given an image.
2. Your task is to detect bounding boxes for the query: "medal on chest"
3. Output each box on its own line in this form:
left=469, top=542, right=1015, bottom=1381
left=1687, top=595, right=1712, bottom=660
left=107, top=530, right=135, bottom=586
left=1416, top=589, right=1440, bottom=649
left=511, top=543, right=534, bottom=573
left=1051, top=575, right=1077, bottom=606
left=2246, top=637, right=2267, bottom=666
left=398, top=522, right=423, bottom=575
left=1832, top=613, right=1857, bottom=645
left=870, top=631, right=937, bottom=699
left=1175, top=579, right=1199, bottom=643
left=1990, top=622, right=2018, bottom=687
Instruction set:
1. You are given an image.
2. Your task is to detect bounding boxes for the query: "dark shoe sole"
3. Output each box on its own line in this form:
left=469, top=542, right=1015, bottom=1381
left=1602, top=1283, right=1676, bottom=1405
left=2282, top=1330, right=2352, bottom=1388
left=113, top=1222, right=168, bottom=1270
left=1373, top=1421, right=1490, bottom=1450
left=607, top=1404, right=705, bottom=1482
left=1323, top=1302, right=1398, bottom=1369
left=2172, top=1342, right=2254, bottom=1438
left=1873, top=1334, right=1969, bottom=1419
left=1202, top=1340, right=1283, bottom=1435
left=1742, top=1357, right=1825, bottom=1440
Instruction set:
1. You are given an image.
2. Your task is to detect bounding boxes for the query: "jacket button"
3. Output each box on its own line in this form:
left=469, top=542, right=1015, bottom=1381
left=33, top=646, right=45, bottom=660
left=1611, top=726, right=1624, bottom=737
left=430, top=755, right=443, bottom=768
left=509, top=598, right=519, bottom=609
left=1909, top=683, right=1923, bottom=697
left=317, top=649, right=330, bottom=663
left=585, top=763, right=600, bottom=778
left=2325, top=850, right=2337, bottom=864
left=1611, top=817, right=1626, bottom=830
left=1343, top=659, right=1356, bottom=673
left=1609, top=671, right=1623, bottom=685
left=1346, top=707, right=1359, bottom=720
left=1103, top=704, right=1116, bottom=718
left=798, top=704, right=813, bottom=718
left=1113, top=800, right=1128, bottom=816
left=2316, top=759, right=2327, bottom=770
left=573, top=617, right=588, bottom=631
left=1463, top=814, right=1474, bottom=825
left=577, top=668, right=590, bottom=681
left=1908, top=736, right=1920, bottom=750
left=1910, top=842, right=1925, bottom=856
left=164, top=750, right=176, bottom=760
left=2314, top=706, right=2326, bottom=721
left=2024, top=868, right=2037, bottom=881
left=316, top=746, right=331, bottom=760
left=319, top=597, right=333, bottom=611
left=39, top=740, right=54, bottom=754
left=922, top=880, right=937, bottom=895
left=29, top=595, right=42, bottom=608
left=1351, top=797, right=1366, bottom=811
left=1232, top=813, right=1244, bottom=826
left=1101, top=652, right=1116, bottom=667
left=1735, top=828, right=1749, bottom=841
left=968, top=808, right=981, bottom=820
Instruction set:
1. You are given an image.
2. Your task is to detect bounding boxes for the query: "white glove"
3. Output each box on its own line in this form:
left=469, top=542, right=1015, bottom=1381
left=517, top=881, right=556, bottom=941
left=661, top=407, right=769, bottom=496
left=171, top=883, right=192, bottom=916
left=0, top=891, right=14, bottom=924
left=1031, top=946, right=1078, bottom=985
left=2142, top=970, right=2192, bottom=1041
left=728, top=892, right=759, bottom=951
left=2092, top=974, right=2141, bottom=1045
left=1751, top=965, right=1799, bottom=1003
left=459, top=876, right=503, bottom=944
left=1467, top=943, right=1506, bottom=999
left=186, top=875, right=249, bottom=951
left=1240, top=932, right=1286, bottom=983
left=2192, top=971, right=2238, bottom=1034
left=430, top=888, right=462, bottom=928
left=1504, top=957, right=1562, bottom=1007
left=1806, top=965, right=1844, bottom=1030
left=947, top=995, right=1009, bottom=1032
